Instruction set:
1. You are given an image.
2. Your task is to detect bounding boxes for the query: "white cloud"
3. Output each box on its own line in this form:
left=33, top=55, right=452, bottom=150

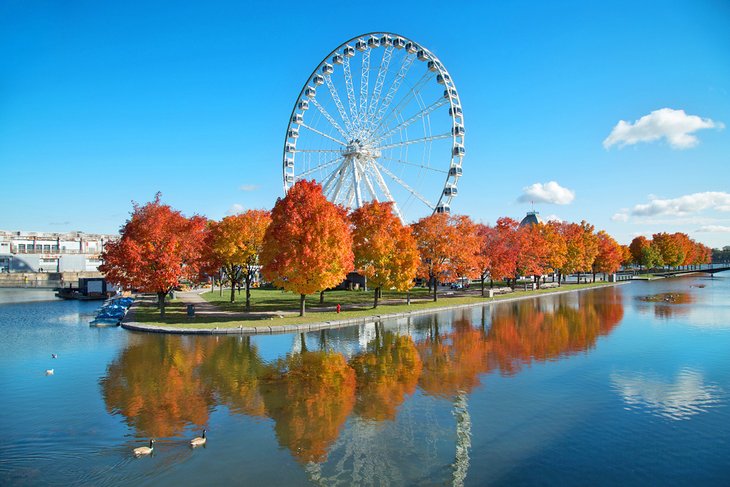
left=239, top=184, right=259, bottom=192
left=631, top=191, right=730, bottom=217
left=612, top=212, right=629, bottom=222
left=603, top=108, right=724, bottom=150
left=697, top=225, right=730, bottom=233
left=517, top=181, right=575, bottom=205
left=226, top=203, right=245, bottom=215
left=545, top=214, right=563, bottom=223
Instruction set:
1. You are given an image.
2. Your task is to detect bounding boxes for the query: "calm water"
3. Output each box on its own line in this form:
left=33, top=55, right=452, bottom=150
left=1, top=276, right=729, bottom=486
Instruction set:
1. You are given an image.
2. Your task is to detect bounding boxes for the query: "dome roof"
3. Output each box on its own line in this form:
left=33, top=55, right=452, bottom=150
left=519, top=211, right=543, bottom=227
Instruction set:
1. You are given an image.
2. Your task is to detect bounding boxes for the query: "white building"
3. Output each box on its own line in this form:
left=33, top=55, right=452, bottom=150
left=0, top=230, right=117, bottom=273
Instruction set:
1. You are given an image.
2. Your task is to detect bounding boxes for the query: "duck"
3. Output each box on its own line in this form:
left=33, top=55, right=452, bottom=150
left=45, top=369, right=54, bottom=375
left=133, top=439, right=155, bottom=457
left=190, top=429, right=206, bottom=447
left=51, top=353, right=58, bottom=359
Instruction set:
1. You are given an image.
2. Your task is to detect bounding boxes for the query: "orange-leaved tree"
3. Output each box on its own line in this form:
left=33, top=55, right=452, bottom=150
left=412, top=213, right=459, bottom=301
left=208, top=210, right=271, bottom=310
left=350, top=201, right=418, bottom=308
left=629, top=236, right=650, bottom=268
left=592, top=230, right=623, bottom=280
left=450, top=215, right=482, bottom=287
left=485, top=217, right=521, bottom=289
left=100, top=193, right=208, bottom=317
left=260, top=180, right=353, bottom=316
left=516, top=222, right=566, bottom=288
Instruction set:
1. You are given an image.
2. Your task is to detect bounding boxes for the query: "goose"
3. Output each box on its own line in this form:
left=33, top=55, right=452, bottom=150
left=190, top=429, right=206, bottom=447
left=133, top=439, right=155, bottom=457
left=45, top=369, right=54, bottom=375
left=51, top=354, right=58, bottom=359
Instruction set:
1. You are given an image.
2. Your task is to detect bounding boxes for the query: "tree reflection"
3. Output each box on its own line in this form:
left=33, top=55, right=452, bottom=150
left=259, top=348, right=356, bottom=463
left=488, top=287, right=624, bottom=375
left=100, top=335, right=215, bottom=438
left=350, top=325, right=422, bottom=421
left=417, top=314, right=492, bottom=399
left=199, top=336, right=266, bottom=417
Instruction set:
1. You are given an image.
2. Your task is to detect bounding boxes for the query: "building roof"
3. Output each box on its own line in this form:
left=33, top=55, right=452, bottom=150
left=519, top=211, right=543, bottom=228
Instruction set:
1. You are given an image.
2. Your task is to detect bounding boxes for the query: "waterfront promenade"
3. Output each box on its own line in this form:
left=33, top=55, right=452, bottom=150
left=122, top=281, right=629, bottom=335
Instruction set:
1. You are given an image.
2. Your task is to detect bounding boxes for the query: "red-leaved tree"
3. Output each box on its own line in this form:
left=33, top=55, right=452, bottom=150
left=100, top=193, right=208, bottom=317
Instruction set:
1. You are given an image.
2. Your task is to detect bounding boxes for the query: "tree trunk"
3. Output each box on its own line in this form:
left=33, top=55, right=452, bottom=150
left=490, top=278, right=493, bottom=288
left=245, top=276, right=251, bottom=311
left=577, top=271, right=581, bottom=284
left=480, top=275, right=485, bottom=297
left=432, top=276, right=438, bottom=302
left=299, top=294, right=306, bottom=316
left=230, top=281, right=236, bottom=303
left=319, top=290, right=325, bottom=304
left=157, top=292, right=167, bottom=318
left=406, top=290, right=411, bottom=305
left=592, top=271, right=596, bottom=283
left=373, top=286, right=380, bottom=308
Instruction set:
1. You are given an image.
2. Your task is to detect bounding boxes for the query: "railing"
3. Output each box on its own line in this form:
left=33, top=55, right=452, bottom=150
left=8, top=248, right=100, bottom=255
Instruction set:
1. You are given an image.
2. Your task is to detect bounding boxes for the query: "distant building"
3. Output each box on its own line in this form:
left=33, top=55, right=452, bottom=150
left=519, top=211, right=543, bottom=228
left=0, top=230, right=116, bottom=273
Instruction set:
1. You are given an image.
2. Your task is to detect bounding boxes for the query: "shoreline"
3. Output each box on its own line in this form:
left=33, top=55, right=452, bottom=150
left=121, top=281, right=631, bottom=335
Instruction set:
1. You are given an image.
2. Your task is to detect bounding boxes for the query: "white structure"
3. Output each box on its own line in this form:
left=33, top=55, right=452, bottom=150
left=283, top=32, right=465, bottom=221
left=0, top=230, right=116, bottom=273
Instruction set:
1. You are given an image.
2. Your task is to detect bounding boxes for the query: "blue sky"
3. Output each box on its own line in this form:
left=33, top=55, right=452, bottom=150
left=1, top=0, right=728, bottom=247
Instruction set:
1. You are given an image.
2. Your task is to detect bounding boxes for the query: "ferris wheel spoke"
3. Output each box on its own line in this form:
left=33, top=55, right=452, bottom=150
left=324, top=75, right=355, bottom=134
left=300, top=122, right=347, bottom=146
left=294, top=149, right=342, bottom=153
left=378, top=132, right=451, bottom=151
left=379, top=156, right=448, bottom=174
left=351, top=159, right=363, bottom=208
left=310, top=97, right=350, bottom=140
left=322, top=158, right=351, bottom=195
left=373, top=160, right=435, bottom=210
left=366, top=159, right=403, bottom=221
left=296, top=155, right=344, bottom=179
left=369, top=53, right=416, bottom=132
left=366, top=46, right=394, bottom=124
left=359, top=47, right=371, bottom=127
left=372, top=71, right=434, bottom=135
left=343, top=56, right=360, bottom=131
left=372, top=98, right=448, bottom=143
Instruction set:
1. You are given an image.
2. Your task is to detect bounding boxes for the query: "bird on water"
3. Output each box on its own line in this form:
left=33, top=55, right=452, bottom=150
left=133, top=439, right=155, bottom=457
left=190, top=429, right=207, bottom=447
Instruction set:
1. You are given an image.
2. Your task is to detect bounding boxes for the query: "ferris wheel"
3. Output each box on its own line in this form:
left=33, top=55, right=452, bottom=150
left=283, top=32, right=465, bottom=221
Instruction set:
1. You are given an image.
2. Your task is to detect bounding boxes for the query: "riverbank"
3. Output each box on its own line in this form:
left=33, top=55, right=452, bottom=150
left=122, top=281, right=630, bottom=335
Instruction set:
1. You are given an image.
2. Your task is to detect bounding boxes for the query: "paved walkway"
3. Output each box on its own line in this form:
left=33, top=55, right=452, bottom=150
left=175, top=290, right=298, bottom=319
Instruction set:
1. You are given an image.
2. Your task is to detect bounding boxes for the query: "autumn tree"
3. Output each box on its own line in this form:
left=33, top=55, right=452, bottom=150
left=350, top=202, right=419, bottom=308
left=629, top=236, right=650, bottom=268
left=652, top=232, right=684, bottom=268
left=579, top=221, right=599, bottom=282
left=552, top=221, right=584, bottom=286
left=208, top=210, right=271, bottom=310
left=484, top=217, right=521, bottom=289
left=412, top=213, right=480, bottom=302
left=620, top=244, right=633, bottom=267
left=450, top=215, right=482, bottom=285
left=516, top=222, right=566, bottom=288
left=260, top=180, right=353, bottom=316
left=592, top=230, right=623, bottom=280
left=100, top=193, right=208, bottom=317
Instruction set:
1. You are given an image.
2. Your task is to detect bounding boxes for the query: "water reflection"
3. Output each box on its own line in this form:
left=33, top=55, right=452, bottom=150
left=636, top=292, right=694, bottom=319
left=100, top=288, right=624, bottom=469
left=100, top=335, right=216, bottom=438
left=611, top=368, right=725, bottom=421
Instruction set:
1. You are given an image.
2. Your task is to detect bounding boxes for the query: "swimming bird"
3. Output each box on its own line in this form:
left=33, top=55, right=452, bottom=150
left=51, top=353, right=58, bottom=359
left=45, top=369, right=54, bottom=375
left=133, top=439, right=155, bottom=457
left=190, top=429, right=206, bottom=447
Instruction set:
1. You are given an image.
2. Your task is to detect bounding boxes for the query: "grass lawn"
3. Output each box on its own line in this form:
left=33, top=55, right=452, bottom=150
left=131, top=282, right=617, bottom=330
